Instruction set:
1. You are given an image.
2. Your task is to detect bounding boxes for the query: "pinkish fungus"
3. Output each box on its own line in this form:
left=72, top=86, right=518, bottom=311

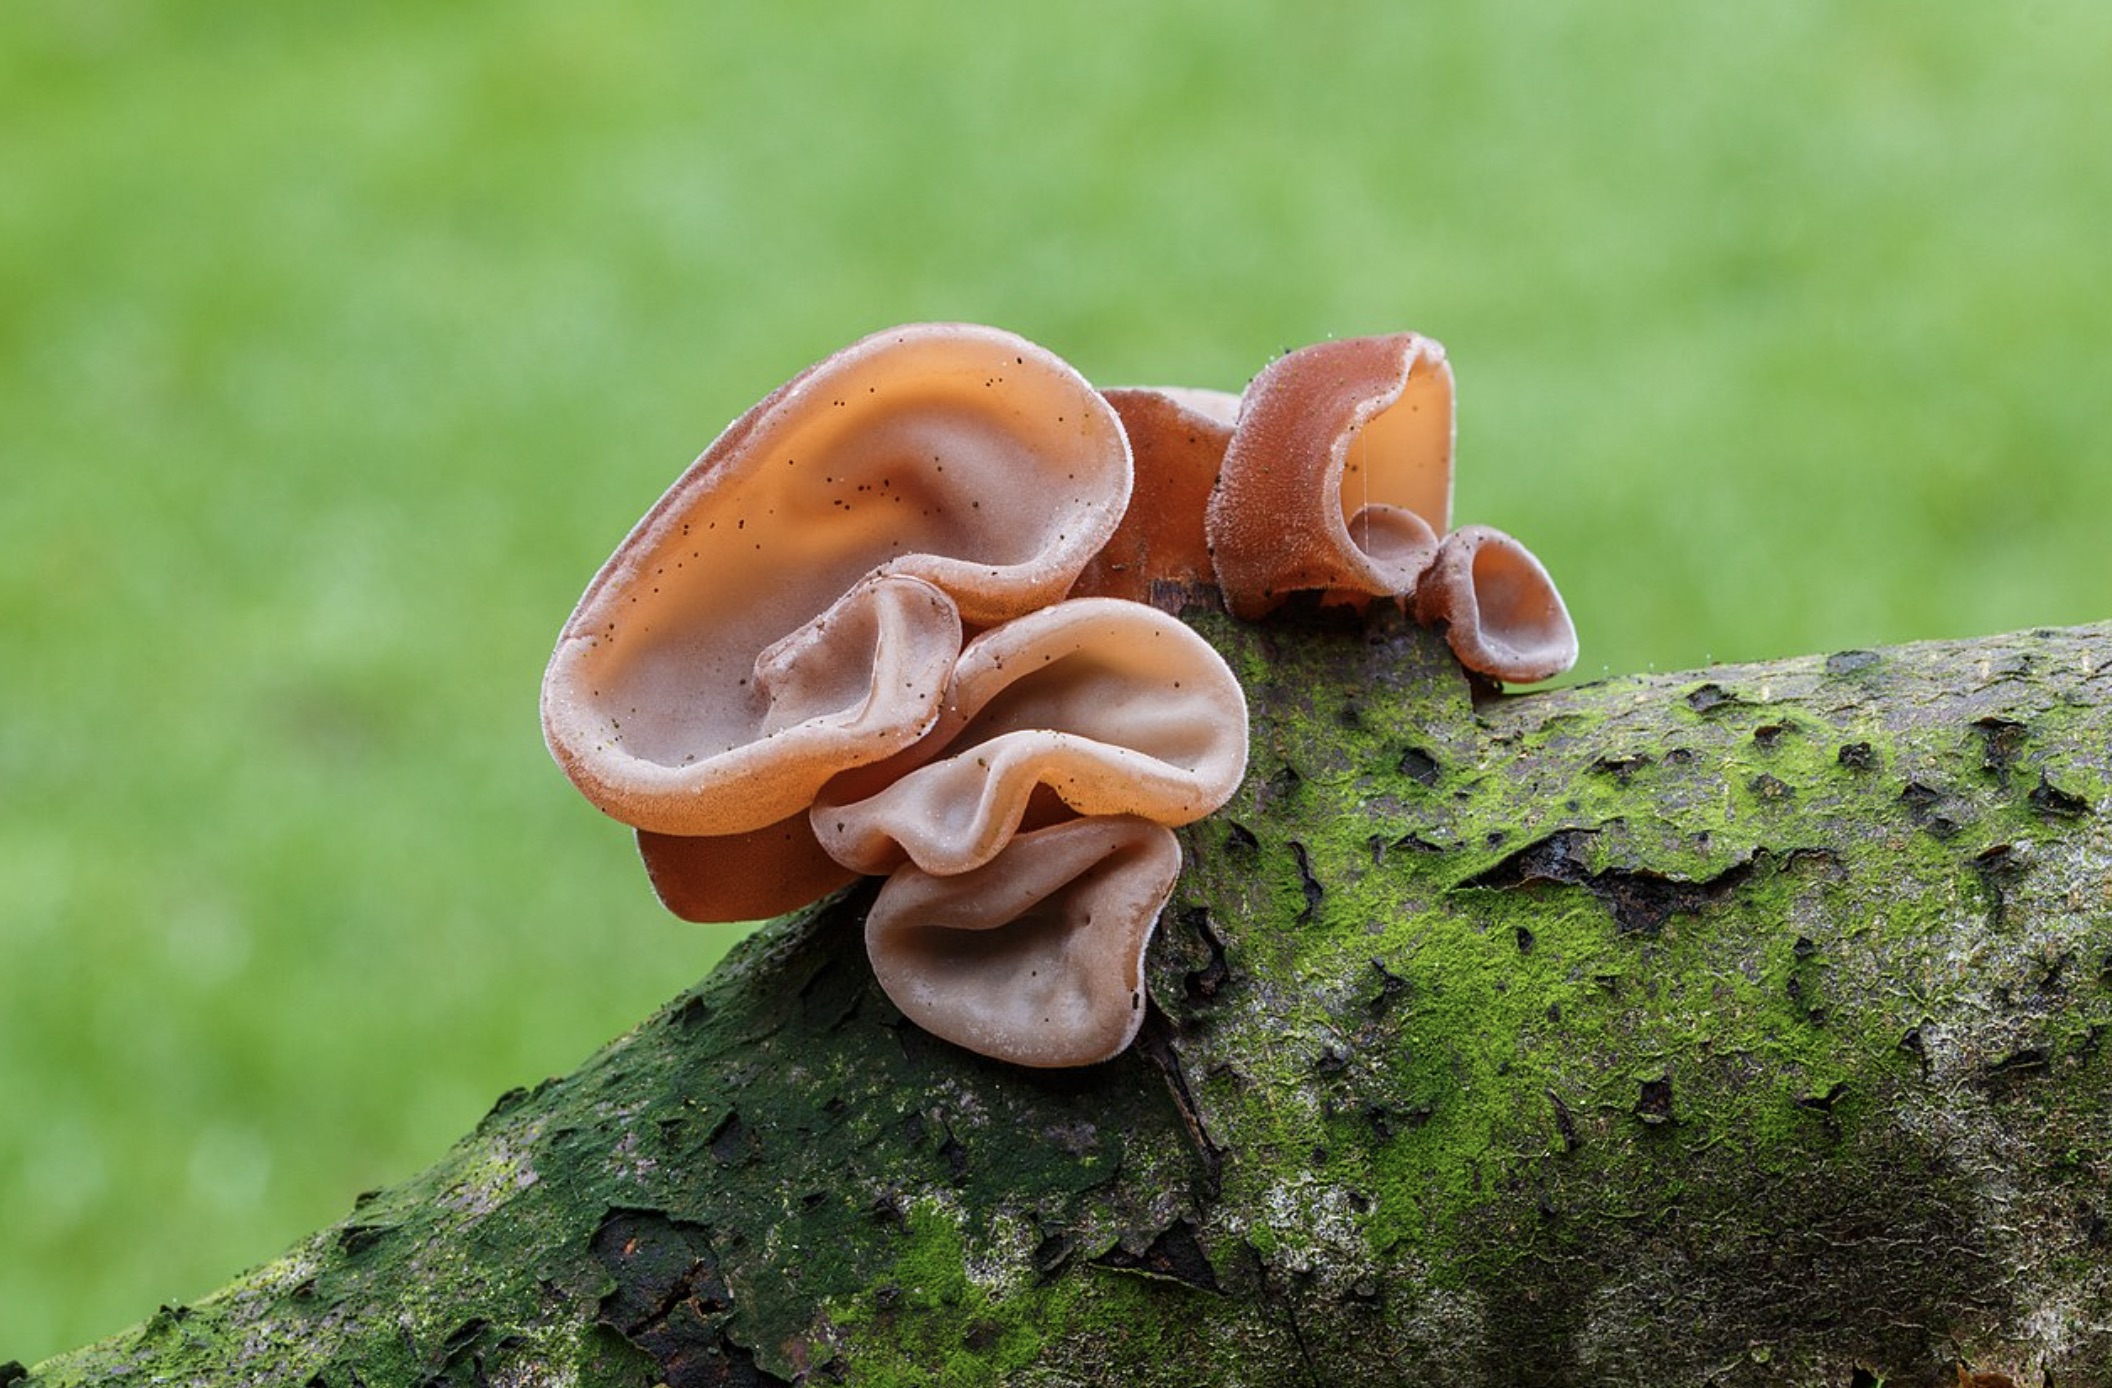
left=545, top=320, right=1579, bottom=1064
left=812, top=597, right=1249, bottom=878
left=863, top=816, right=1182, bottom=1068
left=1412, top=524, right=1579, bottom=684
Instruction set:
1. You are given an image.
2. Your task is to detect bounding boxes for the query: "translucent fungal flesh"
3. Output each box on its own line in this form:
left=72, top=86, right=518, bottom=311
left=864, top=816, right=1182, bottom=1068
left=1207, top=333, right=1455, bottom=618
left=542, top=324, right=1133, bottom=838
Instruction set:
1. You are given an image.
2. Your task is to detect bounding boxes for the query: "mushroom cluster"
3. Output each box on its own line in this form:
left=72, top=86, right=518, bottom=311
left=543, top=323, right=1575, bottom=1067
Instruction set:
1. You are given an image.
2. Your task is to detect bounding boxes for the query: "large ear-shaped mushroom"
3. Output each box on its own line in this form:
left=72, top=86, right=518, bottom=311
left=864, top=816, right=1182, bottom=1067
left=813, top=597, right=1249, bottom=878
left=545, top=571, right=963, bottom=838
left=1411, top=524, right=1578, bottom=684
left=1069, top=387, right=1237, bottom=604
left=542, top=323, right=1134, bottom=844
left=1206, top=333, right=1455, bottom=618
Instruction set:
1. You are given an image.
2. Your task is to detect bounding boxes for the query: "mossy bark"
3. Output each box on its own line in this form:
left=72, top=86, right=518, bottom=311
left=24, top=611, right=2112, bottom=1388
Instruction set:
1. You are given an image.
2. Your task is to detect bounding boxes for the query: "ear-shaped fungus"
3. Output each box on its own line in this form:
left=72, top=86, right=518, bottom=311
left=864, top=816, right=1182, bottom=1067
left=638, top=813, right=859, bottom=924
left=813, top=597, right=1249, bottom=878
left=541, top=324, right=1134, bottom=921
left=1411, top=524, right=1578, bottom=684
left=1068, top=387, right=1237, bottom=604
left=545, top=571, right=964, bottom=838
left=1206, top=333, right=1455, bottom=618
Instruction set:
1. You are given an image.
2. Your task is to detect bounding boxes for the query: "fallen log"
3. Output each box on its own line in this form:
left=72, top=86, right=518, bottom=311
left=22, top=608, right=2112, bottom=1388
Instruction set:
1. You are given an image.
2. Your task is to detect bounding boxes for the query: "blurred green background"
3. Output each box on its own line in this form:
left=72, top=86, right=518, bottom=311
left=3, top=0, right=2108, bottom=1362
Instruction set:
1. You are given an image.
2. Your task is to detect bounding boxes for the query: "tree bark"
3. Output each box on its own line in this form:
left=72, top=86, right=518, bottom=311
left=23, top=610, right=2112, bottom=1388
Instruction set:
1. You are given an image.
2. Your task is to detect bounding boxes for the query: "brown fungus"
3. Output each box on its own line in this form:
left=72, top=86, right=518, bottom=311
left=864, top=816, right=1182, bottom=1068
left=636, top=813, right=859, bottom=924
left=1411, top=524, right=1578, bottom=684
left=1206, top=333, right=1455, bottom=618
left=541, top=323, right=1133, bottom=843
left=813, top=597, right=1249, bottom=878
left=1069, top=387, right=1237, bottom=604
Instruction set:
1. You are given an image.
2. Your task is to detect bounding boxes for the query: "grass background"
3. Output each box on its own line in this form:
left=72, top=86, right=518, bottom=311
left=3, top=0, right=2108, bottom=1362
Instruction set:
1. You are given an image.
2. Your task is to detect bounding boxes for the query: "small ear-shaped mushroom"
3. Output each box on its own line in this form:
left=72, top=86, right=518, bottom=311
left=1206, top=333, right=1455, bottom=618
left=545, top=571, right=963, bottom=837
left=543, top=323, right=1133, bottom=838
left=1069, top=387, right=1236, bottom=604
left=813, top=597, right=1249, bottom=877
left=636, top=813, right=858, bottom=924
left=865, top=816, right=1182, bottom=1067
left=1411, top=524, right=1578, bottom=684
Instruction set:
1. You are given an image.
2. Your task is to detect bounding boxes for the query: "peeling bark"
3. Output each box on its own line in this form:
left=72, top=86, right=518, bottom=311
left=23, top=611, right=2112, bottom=1388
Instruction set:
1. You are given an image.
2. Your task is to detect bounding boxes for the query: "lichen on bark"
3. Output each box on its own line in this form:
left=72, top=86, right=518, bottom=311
left=24, top=610, right=2112, bottom=1388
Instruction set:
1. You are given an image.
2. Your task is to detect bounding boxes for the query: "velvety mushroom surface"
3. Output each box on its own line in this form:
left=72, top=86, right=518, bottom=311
left=1207, top=333, right=1455, bottom=618
left=812, top=597, right=1250, bottom=877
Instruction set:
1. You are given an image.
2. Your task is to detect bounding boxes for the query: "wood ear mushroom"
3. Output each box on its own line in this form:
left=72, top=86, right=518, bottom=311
left=546, top=321, right=1577, bottom=1065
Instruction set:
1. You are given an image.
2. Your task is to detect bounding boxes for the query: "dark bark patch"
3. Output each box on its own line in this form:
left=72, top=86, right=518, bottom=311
left=481, top=1086, right=533, bottom=1127
left=338, top=1223, right=395, bottom=1257
left=1367, top=959, right=1410, bottom=1015
left=1460, top=829, right=1767, bottom=936
left=1749, top=772, right=1794, bottom=803
left=1825, top=649, right=1882, bottom=676
left=1396, top=746, right=1441, bottom=786
left=796, top=960, right=865, bottom=1032
left=1752, top=721, right=1792, bottom=749
left=1971, top=843, right=2032, bottom=928
left=590, top=1209, right=784, bottom=1388
left=2030, top=774, right=2092, bottom=819
left=1364, top=1100, right=1433, bottom=1140
left=706, top=1111, right=758, bottom=1166
left=1223, top=819, right=1260, bottom=855
left=1179, top=906, right=1230, bottom=1002
left=1548, top=1090, right=1582, bottom=1152
left=930, top=1117, right=970, bottom=1184
left=1137, top=1006, right=1225, bottom=1199
left=1900, top=781, right=1964, bottom=838
left=1289, top=841, right=1324, bottom=922
left=1972, top=716, right=2028, bottom=784
left=1591, top=754, right=1649, bottom=784
left=1684, top=682, right=1740, bottom=714
left=1978, top=1048, right=2050, bottom=1093
left=1837, top=741, right=1878, bottom=771
left=0, top=1363, right=26, bottom=1388
left=1635, top=1075, right=1675, bottom=1125
left=867, top=1193, right=906, bottom=1231
left=1091, top=1219, right=1221, bottom=1292
left=1031, top=1232, right=1076, bottom=1278
left=1796, top=1081, right=1849, bottom=1115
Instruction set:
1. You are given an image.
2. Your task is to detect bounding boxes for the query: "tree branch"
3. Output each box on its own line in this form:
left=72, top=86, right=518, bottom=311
left=25, top=611, right=2112, bottom=1388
